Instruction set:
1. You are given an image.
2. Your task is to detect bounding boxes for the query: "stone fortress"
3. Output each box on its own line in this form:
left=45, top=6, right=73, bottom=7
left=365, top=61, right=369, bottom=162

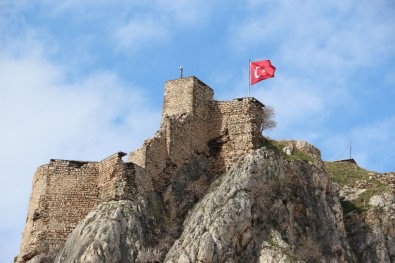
left=16, top=76, right=268, bottom=262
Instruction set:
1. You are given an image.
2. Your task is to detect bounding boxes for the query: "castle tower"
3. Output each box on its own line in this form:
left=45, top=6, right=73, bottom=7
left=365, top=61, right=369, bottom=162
left=129, top=76, right=266, bottom=177
left=162, top=76, right=214, bottom=119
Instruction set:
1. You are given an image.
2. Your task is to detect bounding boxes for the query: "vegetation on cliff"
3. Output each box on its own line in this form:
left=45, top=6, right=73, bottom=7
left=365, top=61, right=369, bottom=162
left=325, top=161, right=389, bottom=213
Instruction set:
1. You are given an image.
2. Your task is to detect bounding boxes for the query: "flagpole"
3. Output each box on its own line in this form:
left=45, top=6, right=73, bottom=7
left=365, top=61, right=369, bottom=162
left=248, top=59, right=251, bottom=97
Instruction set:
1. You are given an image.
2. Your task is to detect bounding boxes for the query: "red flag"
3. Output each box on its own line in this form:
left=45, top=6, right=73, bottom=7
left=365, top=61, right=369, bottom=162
left=250, top=60, right=276, bottom=85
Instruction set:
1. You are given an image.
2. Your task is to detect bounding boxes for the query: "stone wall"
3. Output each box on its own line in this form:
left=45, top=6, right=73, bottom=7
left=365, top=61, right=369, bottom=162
left=129, top=133, right=168, bottom=192
left=17, top=165, right=49, bottom=262
left=210, top=97, right=265, bottom=173
left=163, top=77, right=215, bottom=161
left=98, top=152, right=147, bottom=202
left=162, top=77, right=214, bottom=119
left=17, top=160, right=99, bottom=262
left=17, top=153, right=149, bottom=263
left=129, top=77, right=265, bottom=186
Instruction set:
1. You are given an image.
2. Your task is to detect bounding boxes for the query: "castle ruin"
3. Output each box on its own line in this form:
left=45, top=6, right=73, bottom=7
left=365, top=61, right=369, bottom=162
left=16, top=76, right=266, bottom=262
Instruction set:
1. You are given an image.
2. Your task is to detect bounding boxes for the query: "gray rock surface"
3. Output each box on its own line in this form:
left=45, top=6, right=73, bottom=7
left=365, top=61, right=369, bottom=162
left=45, top=143, right=394, bottom=263
left=344, top=192, right=395, bottom=263
left=369, top=192, right=394, bottom=207
left=54, top=196, right=165, bottom=263
left=164, top=147, right=354, bottom=263
left=334, top=171, right=395, bottom=262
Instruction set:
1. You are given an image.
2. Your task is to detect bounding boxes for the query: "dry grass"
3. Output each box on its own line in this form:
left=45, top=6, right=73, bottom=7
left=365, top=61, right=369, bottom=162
left=325, top=161, right=388, bottom=213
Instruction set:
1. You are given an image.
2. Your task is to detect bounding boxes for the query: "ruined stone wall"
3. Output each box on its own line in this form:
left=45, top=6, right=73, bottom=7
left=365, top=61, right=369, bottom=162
left=128, top=133, right=168, bottom=192
left=208, top=98, right=265, bottom=174
left=163, top=77, right=215, bottom=161
left=45, top=160, right=99, bottom=249
left=220, top=97, right=265, bottom=163
left=129, top=77, right=265, bottom=181
left=129, top=77, right=218, bottom=192
left=98, top=152, right=146, bottom=202
left=128, top=146, right=146, bottom=168
left=17, top=165, right=49, bottom=262
left=162, top=77, right=213, bottom=118
left=162, top=78, right=193, bottom=117
left=17, top=160, right=99, bottom=263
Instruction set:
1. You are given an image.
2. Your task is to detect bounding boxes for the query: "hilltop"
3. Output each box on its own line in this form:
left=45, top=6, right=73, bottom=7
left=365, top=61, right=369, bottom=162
left=15, top=77, right=394, bottom=263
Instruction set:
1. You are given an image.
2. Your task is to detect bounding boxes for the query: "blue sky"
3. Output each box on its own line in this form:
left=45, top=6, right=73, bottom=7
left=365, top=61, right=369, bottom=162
left=1, top=1, right=394, bottom=261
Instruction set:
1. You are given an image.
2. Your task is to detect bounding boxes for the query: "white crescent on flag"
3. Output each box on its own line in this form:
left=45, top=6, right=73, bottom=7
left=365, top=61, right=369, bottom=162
left=254, top=67, right=266, bottom=78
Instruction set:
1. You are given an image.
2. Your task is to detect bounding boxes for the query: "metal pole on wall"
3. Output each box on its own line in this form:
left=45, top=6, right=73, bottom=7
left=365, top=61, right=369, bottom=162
left=248, top=59, right=251, bottom=97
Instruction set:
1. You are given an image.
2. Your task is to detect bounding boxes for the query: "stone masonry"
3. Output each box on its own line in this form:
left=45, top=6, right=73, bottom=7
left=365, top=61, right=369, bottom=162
left=16, top=76, right=266, bottom=262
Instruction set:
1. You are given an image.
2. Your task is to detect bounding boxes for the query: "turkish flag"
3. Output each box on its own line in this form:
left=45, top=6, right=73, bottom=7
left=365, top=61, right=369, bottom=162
left=250, top=60, right=276, bottom=85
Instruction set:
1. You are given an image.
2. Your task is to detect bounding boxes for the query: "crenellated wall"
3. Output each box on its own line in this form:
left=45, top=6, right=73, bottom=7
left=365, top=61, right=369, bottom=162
left=16, top=76, right=266, bottom=262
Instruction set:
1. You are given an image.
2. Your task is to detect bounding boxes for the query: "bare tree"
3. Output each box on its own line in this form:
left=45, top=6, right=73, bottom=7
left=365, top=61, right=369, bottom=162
left=260, top=106, right=277, bottom=132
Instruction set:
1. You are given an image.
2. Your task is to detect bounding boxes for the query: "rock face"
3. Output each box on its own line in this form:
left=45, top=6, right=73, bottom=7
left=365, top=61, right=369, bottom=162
left=344, top=202, right=395, bottom=263
left=19, top=141, right=395, bottom=263
left=164, top=147, right=354, bottom=263
left=55, top=199, right=158, bottom=263
left=338, top=181, right=395, bottom=262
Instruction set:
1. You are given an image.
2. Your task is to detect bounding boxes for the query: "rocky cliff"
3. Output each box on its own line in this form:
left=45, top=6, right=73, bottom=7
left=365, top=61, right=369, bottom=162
left=23, top=139, right=394, bottom=263
left=15, top=76, right=394, bottom=263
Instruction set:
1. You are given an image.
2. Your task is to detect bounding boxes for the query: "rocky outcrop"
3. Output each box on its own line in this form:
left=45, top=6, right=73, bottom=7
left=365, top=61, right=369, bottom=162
left=280, top=140, right=321, bottom=161
left=344, top=201, right=395, bottom=263
left=21, top=141, right=395, bottom=263
left=54, top=198, right=162, bottom=263
left=165, top=146, right=354, bottom=263
left=339, top=186, right=395, bottom=262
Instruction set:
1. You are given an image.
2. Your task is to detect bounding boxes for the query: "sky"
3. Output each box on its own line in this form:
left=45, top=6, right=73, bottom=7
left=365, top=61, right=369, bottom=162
left=1, top=0, right=394, bottom=261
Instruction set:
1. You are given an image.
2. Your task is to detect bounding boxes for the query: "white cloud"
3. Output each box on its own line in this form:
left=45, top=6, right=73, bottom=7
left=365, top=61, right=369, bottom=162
left=113, top=0, right=217, bottom=52
left=349, top=116, right=395, bottom=171
left=1, top=1, right=219, bottom=56
left=115, top=16, right=170, bottom=52
left=155, top=0, right=211, bottom=25
left=0, top=42, right=161, bottom=262
left=257, top=78, right=324, bottom=126
left=230, top=0, right=395, bottom=68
